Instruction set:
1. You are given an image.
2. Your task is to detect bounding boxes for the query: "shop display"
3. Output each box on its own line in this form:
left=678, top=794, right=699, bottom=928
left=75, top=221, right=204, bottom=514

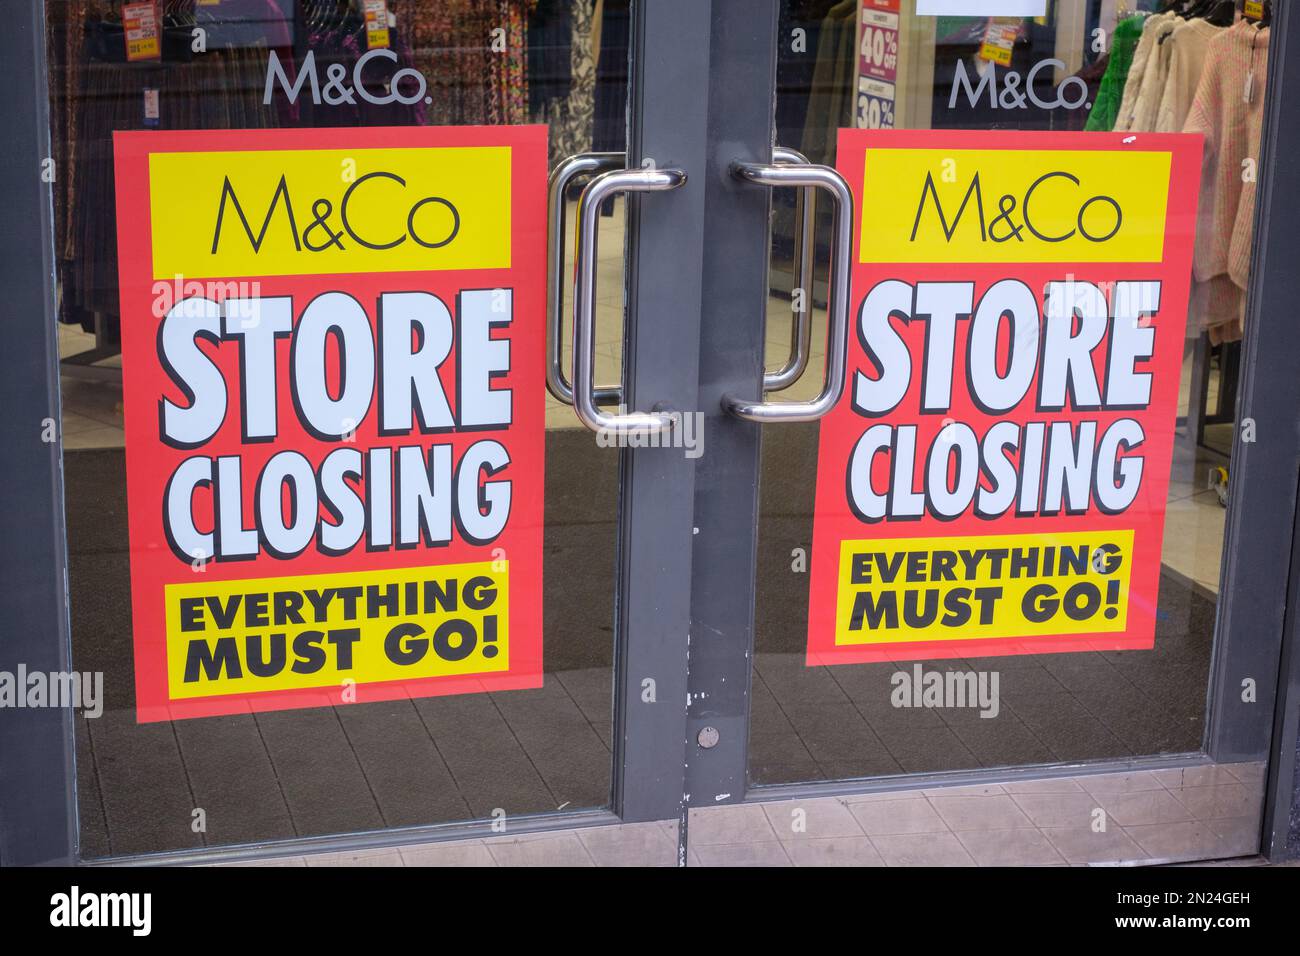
left=47, top=0, right=613, bottom=335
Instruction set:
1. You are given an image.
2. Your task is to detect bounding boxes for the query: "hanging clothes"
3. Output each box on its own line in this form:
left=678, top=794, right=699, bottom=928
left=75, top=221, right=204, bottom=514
left=1084, top=14, right=1145, bottom=132
left=534, top=0, right=597, bottom=166
left=1183, top=20, right=1270, bottom=345
left=799, top=0, right=856, bottom=167
left=1123, top=12, right=1180, bottom=132
left=1064, top=53, right=1109, bottom=132
left=592, top=0, right=628, bottom=152
left=528, top=0, right=574, bottom=119
left=390, top=0, right=536, bottom=125
left=1114, top=9, right=1176, bottom=133
left=1155, top=16, right=1225, bottom=133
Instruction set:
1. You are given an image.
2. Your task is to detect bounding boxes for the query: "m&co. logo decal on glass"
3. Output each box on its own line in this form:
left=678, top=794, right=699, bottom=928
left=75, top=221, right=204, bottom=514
left=861, top=148, right=1173, bottom=263
left=147, top=146, right=512, bottom=279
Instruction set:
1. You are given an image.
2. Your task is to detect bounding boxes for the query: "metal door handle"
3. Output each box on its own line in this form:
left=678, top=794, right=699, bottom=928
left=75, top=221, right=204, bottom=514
left=546, top=152, right=626, bottom=406
left=547, top=149, right=814, bottom=407
left=572, top=166, right=687, bottom=437
left=723, top=159, right=854, bottom=423
left=764, top=146, right=817, bottom=393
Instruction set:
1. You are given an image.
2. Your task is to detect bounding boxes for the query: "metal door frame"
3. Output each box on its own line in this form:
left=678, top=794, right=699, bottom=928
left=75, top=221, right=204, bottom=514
left=0, top=0, right=715, bottom=866
left=6, top=0, right=1300, bottom=866
left=677, top=0, right=1300, bottom=864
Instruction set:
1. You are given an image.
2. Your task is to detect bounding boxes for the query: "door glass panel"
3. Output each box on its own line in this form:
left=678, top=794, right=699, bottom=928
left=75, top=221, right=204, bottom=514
left=49, top=0, right=632, bottom=858
left=754, top=0, right=1270, bottom=784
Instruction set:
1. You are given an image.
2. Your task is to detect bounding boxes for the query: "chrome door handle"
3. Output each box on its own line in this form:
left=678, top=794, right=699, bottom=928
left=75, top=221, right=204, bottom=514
left=764, top=146, right=817, bottom=393
left=723, top=159, right=853, bottom=423
left=572, top=166, right=688, bottom=437
left=546, top=151, right=626, bottom=406
left=547, top=148, right=813, bottom=407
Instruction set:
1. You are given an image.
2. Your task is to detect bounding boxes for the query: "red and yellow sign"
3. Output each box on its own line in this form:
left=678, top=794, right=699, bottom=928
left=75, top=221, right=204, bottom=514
left=807, top=129, right=1203, bottom=665
left=122, top=1, right=161, bottom=62
left=113, top=126, right=548, bottom=720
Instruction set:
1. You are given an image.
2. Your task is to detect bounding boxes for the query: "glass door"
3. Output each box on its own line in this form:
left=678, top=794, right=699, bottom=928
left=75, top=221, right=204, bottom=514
left=28, top=0, right=697, bottom=861
left=682, top=0, right=1295, bottom=863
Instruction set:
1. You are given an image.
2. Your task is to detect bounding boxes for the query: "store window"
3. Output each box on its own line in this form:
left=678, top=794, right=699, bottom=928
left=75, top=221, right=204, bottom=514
left=751, top=0, right=1272, bottom=784
left=48, top=0, right=633, bottom=859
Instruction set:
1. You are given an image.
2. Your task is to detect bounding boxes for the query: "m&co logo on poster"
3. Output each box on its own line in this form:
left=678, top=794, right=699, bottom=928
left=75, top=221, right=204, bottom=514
left=113, top=127, right=548, bottom=721
left=863, top=147, right=1172, bottom=262
left=807, top=129, right=1203, bottom=666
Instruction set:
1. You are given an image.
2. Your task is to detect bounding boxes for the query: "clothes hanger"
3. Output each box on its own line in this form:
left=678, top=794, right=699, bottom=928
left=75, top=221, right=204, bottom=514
left=1202, top=0, right=1238, bottom=26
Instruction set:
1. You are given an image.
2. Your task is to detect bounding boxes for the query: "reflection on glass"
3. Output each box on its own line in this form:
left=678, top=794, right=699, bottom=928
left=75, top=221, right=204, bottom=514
left=753, top=0, right=1269, bottom=785
left=49, top=0, right=631, bottom=858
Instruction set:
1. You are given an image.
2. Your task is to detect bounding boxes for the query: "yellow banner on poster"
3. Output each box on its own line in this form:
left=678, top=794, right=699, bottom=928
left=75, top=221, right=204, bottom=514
left=860, top=148, right=1172, bottom=263
left=148, top=146, right=512, bottom=279
left=164, top=562, right=510, bottom=698
left=834, top=530, right=1134, bottom=646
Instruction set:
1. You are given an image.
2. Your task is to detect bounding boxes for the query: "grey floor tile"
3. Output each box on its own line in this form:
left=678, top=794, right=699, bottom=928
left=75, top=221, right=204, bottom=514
left=1124, top=820, right=1233, bottom=863
left=74, top=717, right=111, bottom=859
left=489, top=679, right=611, bottom=810
left=335, top=700, right=473, bottom=827
left=1076, top=770, right=1166, bottom=794
left=748, top=732, right=825, bottom=785
left=840, top=787, right=925, bottom=804
left=1151, top=764, right=1244, bottom=790
left=253, top=708, right=386, bottom=838
left=783, top=837, right=884, bottom=867
left=955, top=827, right=1066, bottom=866
left=399, top=840, right=497, bottom=867
left=689, top=804, right=780, bottom=846
left=305, top=848, right=404, bottom=866
left=692, top=841, right=793, bottom=867
left=413, top=693, right=555, bottom=818
left=1002, top=777, right=1085, bottom=795
left=998, top=691, right=1129, bottom=762
left=1009, top=791, right=1102, bottom=829
left=879, top=724, right=980, bottom=775
left=1092, top=789, right=1195, bottom=827
left=1223, top=761, right=1266, bottom=789
left=873, top=831, right=976, bottom=866
left=928, top=794, right=1033, bottom=831
left=938, top=707, right=1056, bottom=768
left=779, top=702, right=896, bottom=772
left=1041, top=824, right=1150, bottom=865
left=173, top=714, right=295, bottom=846
left=485, top=832, right=596, bottom=866
left=921, top=783, right=1005, bottom=797
left=848, top=797, right=946, bottom=835
left=1166, top=783, right=1259, bottom=821
left=763, top=797, right=864, bottom=840
left=241, top=856, right=308, bottom=866
left=1206, top=816, right=1263, bottom=857
left=87, top=709, right=205, bottom=856
left=577, top=821, right=678, bottom=866
left=552, top=667, right=613, bottom=728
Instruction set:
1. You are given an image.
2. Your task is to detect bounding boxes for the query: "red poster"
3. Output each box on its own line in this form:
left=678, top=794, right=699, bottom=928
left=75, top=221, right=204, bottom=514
left=807, top=129, right=1203, bottom=666
left=113, top=126, right=548, bottom=721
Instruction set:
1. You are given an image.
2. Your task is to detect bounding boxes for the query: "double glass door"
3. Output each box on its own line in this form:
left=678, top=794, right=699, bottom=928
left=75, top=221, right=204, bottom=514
left=8, top=0, right=1294, bottom=863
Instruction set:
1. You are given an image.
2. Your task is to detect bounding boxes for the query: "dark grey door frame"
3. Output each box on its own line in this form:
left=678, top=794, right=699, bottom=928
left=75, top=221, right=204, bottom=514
left=0, top=0, right=79, bottom=867
left=6, top=0, right=1300, bottom=866
left=610, top=0, right=713, bottom=823
left=0, top=0, right=712, bottom=863
left=678, top=0, right=1300, bottom=865
left=1241, top=0, right=1300, bottom=861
